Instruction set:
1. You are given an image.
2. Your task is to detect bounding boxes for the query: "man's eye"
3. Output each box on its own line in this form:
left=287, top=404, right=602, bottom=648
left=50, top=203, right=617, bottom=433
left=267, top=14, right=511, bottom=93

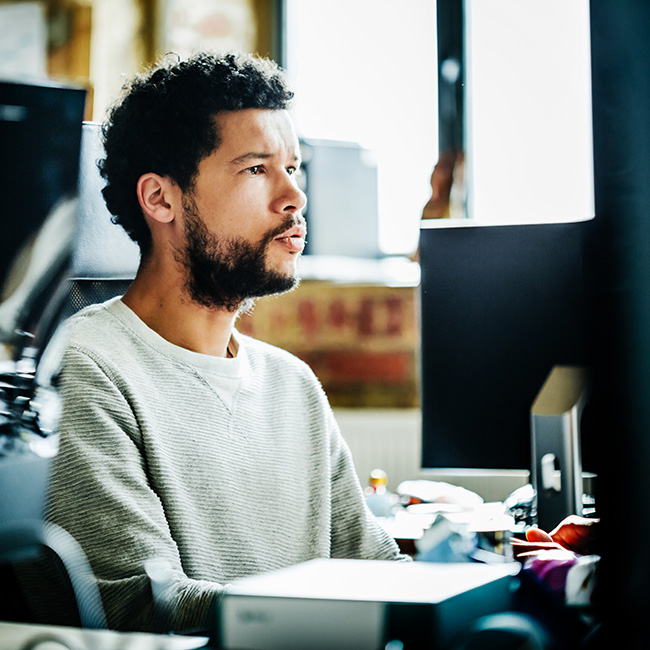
left=247, top=165, right=264, bottom=175
left=287, top=166, right=300, bottom=176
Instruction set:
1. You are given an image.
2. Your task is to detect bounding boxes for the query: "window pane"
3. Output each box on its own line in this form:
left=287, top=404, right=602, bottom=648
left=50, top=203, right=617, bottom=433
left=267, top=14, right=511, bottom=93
left=466, top=0, right=594, bottom=223
left=284, top=0, right=438, bottom=255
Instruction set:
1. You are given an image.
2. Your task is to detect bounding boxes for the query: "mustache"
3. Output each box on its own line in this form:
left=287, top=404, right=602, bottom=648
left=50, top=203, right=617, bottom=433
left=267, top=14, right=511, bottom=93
left=263, top=214, right=306, bottom=244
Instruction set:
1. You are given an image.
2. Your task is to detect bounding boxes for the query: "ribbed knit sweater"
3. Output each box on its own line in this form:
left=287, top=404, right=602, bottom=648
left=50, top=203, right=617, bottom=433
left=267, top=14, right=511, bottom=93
left=42, top=298, right=404, bottom=632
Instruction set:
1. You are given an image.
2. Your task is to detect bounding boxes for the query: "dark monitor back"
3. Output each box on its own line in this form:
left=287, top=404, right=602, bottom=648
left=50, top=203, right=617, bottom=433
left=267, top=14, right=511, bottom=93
left=0, top=80, right=86, bottom=284
left=419, top=219, right=592, bottom=470
left=0, top=79, right=86, bottom=352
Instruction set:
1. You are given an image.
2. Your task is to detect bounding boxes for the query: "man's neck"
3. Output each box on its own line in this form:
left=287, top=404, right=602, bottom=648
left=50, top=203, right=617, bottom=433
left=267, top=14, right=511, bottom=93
left=122, top=260, right=239, bottom=358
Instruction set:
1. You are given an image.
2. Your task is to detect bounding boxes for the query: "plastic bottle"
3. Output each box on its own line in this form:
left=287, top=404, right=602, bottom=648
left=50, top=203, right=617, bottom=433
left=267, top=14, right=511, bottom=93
left=364, top=468, right=398, bottom=517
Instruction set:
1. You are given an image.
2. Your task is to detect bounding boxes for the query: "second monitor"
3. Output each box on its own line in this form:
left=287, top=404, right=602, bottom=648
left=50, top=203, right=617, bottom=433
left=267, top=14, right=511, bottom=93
left=418, top=218, right=594, bottom=475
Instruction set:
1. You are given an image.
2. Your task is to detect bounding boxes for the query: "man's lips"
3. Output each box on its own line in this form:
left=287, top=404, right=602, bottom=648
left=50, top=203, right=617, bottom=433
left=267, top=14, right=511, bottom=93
left=274, top=225, right=307, bottom=253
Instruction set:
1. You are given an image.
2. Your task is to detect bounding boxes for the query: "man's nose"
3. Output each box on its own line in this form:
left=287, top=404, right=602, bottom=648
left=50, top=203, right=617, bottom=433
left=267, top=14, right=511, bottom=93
left=274, top=175, right=307, bottom=215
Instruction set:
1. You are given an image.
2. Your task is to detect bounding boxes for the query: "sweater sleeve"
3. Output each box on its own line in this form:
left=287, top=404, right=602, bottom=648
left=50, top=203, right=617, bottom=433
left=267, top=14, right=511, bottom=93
left=47, top=345, right=220, bottom=633
left=326, top=410, right=410, bottom=562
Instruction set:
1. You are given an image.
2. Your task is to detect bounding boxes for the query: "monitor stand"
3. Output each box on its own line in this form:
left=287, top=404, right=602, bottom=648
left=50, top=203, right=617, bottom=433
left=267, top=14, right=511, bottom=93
left=530, top=365, right=589, bottom=531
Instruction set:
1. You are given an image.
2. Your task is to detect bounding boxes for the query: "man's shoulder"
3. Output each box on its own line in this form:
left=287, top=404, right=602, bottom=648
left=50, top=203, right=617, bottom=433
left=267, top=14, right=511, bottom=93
left=237, top=332, right=316, bottom=376
left=238, top=331, right=299, bottom=359
left=66, top=298, right=118, bottom=333
left=63, top=299, right=134, bottom=357
left=237, top=333, right=330, bottom=410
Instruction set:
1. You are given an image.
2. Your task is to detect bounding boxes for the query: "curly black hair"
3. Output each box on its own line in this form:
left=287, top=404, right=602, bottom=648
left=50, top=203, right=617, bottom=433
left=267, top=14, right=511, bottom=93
left=98, top=52, right=294, bottom=256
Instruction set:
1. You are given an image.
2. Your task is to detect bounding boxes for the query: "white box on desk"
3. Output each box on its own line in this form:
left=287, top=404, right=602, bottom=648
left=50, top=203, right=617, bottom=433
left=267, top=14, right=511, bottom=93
left=216, top=558, right=519, bottom=650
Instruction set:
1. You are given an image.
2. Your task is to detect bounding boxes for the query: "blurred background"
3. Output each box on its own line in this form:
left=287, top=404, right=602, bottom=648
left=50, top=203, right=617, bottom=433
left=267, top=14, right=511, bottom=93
left=0, top=0, right=439, bottom=256
left=0, top=0, right=593, bottom=502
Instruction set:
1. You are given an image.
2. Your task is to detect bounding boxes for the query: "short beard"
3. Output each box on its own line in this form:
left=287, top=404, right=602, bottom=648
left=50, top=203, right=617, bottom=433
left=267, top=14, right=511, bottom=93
left=177, top=196, right=301, bottom=313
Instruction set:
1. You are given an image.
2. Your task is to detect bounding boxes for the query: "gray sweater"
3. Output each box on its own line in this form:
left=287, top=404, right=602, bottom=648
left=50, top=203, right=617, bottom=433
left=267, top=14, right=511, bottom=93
left=42, top=299, right=403, bottom=632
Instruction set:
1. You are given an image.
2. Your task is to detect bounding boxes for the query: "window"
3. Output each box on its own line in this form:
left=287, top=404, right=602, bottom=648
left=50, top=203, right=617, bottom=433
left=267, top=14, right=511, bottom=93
left=284, top=0, right=438, bottom=256
left=284, top=0, right=594, bottom=255
left=465, top=0, right=594, bottom=224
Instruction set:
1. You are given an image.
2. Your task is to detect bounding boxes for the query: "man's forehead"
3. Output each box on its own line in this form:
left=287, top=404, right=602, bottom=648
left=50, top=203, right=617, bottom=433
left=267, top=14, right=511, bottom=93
left=214, top=108, right=299, bottom=154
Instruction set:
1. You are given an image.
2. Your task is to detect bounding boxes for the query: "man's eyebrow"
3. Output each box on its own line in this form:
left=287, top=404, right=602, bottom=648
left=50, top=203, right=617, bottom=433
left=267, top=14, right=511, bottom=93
left=229, top=152, right=273, bottom=166
left=229, top=151, right=302, bottom=166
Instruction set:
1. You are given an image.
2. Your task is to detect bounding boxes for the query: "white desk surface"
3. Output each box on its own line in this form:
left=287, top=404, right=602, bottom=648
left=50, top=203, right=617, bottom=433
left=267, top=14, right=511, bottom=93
left=0, top=621, right=209, bottom=650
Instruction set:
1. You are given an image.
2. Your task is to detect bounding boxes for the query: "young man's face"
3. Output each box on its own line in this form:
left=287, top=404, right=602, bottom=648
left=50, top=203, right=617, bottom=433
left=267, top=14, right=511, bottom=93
left=177, top=108, right=307, bottom=311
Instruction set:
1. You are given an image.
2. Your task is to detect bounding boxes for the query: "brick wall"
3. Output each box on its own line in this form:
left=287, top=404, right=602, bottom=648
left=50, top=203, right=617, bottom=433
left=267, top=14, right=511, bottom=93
left=238, top=281, right=420, bottom=408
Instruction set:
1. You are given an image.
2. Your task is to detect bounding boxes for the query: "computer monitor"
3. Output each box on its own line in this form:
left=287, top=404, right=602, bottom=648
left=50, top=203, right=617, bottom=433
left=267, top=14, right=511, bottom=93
left=418, top=218, right=594, bottom=474
left=0, top=79, right=86, bottom=357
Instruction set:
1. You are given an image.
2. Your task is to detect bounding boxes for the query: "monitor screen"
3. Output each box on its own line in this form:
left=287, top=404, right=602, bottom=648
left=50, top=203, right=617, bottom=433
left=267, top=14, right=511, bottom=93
left=0, top=79, right=86, bottom=353
left=419, top=219, right=593, bottom=471
left=1, top=80, right=86, bottom=280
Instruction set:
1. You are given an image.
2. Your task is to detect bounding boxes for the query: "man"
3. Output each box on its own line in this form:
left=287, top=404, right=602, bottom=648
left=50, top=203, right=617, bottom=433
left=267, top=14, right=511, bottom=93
left=40, top=52, right=405, bottom=632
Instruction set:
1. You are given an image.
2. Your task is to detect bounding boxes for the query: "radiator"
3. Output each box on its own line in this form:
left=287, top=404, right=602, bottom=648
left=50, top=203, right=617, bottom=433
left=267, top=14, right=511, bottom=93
left=334, top=408, right=421, bottom=492
left=334, top=408, right=528, bottom=503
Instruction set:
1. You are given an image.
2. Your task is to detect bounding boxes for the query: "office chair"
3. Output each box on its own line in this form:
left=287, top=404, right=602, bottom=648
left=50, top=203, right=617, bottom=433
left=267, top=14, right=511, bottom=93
left=0, top=521, right=106, bottom=629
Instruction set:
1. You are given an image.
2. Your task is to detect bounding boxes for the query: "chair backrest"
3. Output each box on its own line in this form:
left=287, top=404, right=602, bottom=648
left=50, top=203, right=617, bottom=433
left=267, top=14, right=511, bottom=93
left=64, top=121, right=140, bottom=316
left=62, top=278, right=134, bottom=321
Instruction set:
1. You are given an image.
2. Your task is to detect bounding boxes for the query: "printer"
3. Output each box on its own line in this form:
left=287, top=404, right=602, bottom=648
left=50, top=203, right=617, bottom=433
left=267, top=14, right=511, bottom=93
left=215, top=558, right=519, bottom=650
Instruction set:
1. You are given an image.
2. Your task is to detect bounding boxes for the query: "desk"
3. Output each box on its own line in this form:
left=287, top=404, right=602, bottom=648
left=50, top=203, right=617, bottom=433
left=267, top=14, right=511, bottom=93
left=0, top=622, right=208, bottom=650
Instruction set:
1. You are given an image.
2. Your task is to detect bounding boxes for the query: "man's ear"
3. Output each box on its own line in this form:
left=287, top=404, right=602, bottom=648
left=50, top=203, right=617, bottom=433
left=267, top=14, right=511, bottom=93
left=136, top=173, right=179, bottom=224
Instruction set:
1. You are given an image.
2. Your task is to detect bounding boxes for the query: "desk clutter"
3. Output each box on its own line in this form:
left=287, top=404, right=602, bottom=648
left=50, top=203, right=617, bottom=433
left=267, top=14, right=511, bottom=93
left=363, top=474, right=600, bottom=646
left=0, top=475, right=599, bottom=650
left=1, top=553, right=596, bottom=650
left=365, top=473, right=519, bottom=559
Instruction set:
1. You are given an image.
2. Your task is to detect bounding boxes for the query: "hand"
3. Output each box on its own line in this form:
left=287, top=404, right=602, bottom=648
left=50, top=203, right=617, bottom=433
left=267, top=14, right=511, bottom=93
left=512, top=515, right=599, bottom=560
left=543, top=515, right=599, bottom=554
